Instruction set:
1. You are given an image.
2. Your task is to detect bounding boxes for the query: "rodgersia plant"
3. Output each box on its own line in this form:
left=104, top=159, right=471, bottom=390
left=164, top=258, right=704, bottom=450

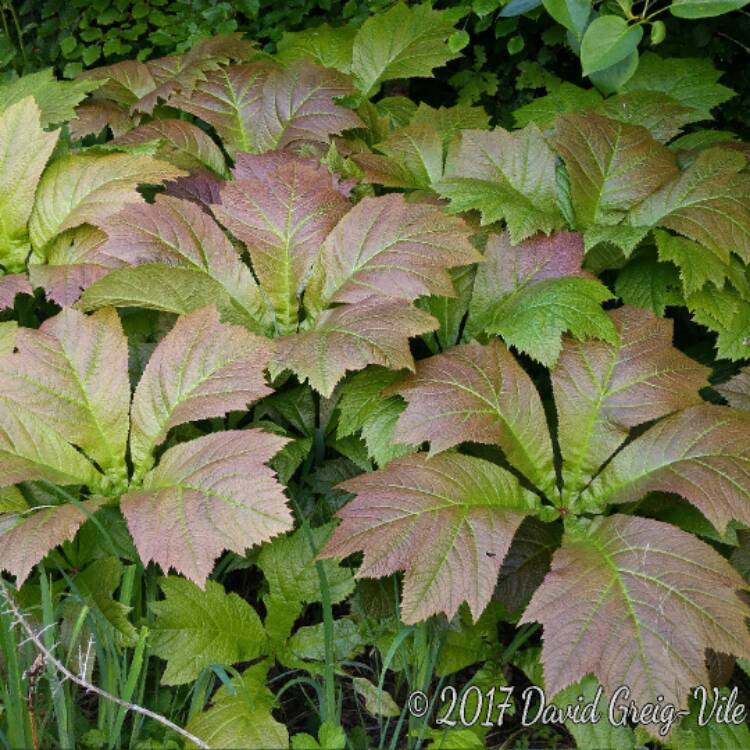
left=320, top=232, right=750, bottom=738
left=0, top=305, right=292, bottom=586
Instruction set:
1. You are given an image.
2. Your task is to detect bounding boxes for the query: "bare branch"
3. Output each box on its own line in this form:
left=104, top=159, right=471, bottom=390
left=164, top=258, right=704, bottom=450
left=0, top=579, right=210, bottom=750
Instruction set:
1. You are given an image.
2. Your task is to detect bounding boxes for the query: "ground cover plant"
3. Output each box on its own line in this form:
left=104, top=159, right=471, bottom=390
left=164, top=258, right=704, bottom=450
left=0, top=5, right=749, bottom=749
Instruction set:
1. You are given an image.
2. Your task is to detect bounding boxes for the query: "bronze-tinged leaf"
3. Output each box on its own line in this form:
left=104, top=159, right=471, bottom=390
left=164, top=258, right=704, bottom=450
left=0, top=406, right=102, bottom=488
left=0, top=274, right=33, bottom=310
left=552, top=113, right=678, bottom=226
left=68, top=100, right=133, bottom=140
left=582, top=404, right=750, bottom=532
left=163, top=172, right=225, bottom=209
left=213, top=157, right=350, bottom=333
left=320, top=452, right=540, bottom=623
left=121, top=430, right=292, bottom=585
left=114, top=120, right=228, bottom=177
left=232, top=151, right=354, bottom=197
left=172, top=61, right=362, bottom=155
left=467, top=229, right=594, bottom=335
left=129, top=306, right=273, bottom=470
left=96, top=195, right=266, bottom=330
left=553, top=306, right=710, bottom=494
left=28, top=153, right=184, bottom=251
left=434, top=125, right=564, bottom=244
left=716, top=368, right=750, bottom=411
left=0, top=498, right=105, bottom=585
left=494, top=517, right=562, bottom=614
left=272, top=298, right=437, bottom=397
left=305, top=194, right=480, bottom=315
left=79, top=60, right=156, bottom=107
left=521, top=514, right=750, bottom=735
left=0, top=308, right=130, bottom=471
left=30, top=265, right=111, bottom=307
left=627, top=147, right=750, bottom=263
left=138, top=33, right=256, bottom=114
left=387, top=339, right=556, bottom=494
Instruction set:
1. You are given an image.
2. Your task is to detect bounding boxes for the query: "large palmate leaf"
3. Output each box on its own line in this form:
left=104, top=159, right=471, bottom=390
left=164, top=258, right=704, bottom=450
left=114, top=120, right=228, bottom=177
left=351, top=2, right=460, bottom=96
left=387, top=339, right=556, bottom=494
left=121, top=430, right=291, bottom=585
left=277, top=24, right=357, bottom=72
left=552, top=114, right=678, bottom=227
left=28, top=153, right=183, bottom=251
left=321, top=452, right=540, bottom=622
left=172, top=61, right=361, bottom=156
left=0, top=322, right=16, bottom=356
left=0, top=498, right=105, bottom=586
left=129, top=306, right=272, bottom=470
left=148, top=577, right=267, bottom=685
left=0, top=308, right=130, bottom=471
left=521, top=515, right=750, bottom=735
left=553, top=307, right=709, bottom=495
left=467, top=231, right=616, bottom=366
left=305, top=194, right=479, bottom=315
left=627, top=148, right=750, bottom=262
left=0, top=98, right=59, bottom=271
left=716, top=368, right=750, bottom=411
left=213, top=156, right=350, bottom=333
left=273, top=298, right=437, bottom=397
left=90, top=195, right=266, bottom=331
left=582, top=404, right=750, bottom=532
left=435, top=126, right=564, bottom=243
left=620, top=53, right=734, bottom=120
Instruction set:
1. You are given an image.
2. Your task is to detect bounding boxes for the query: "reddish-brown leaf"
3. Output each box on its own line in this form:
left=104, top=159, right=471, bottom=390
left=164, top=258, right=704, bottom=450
left=122, top=430, right=291, bottom=585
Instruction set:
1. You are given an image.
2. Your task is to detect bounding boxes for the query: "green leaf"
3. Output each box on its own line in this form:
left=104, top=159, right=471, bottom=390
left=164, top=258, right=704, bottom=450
left=337, top=367, right=415, bottom=467
left=588, top=48, right=639, bottom=94
left=0, top=69, right=102, bottom=128
left=580, top=16, right=643, bottom=77
left=185, top=664, right=288, bottom=749
left=542, top=0, right=591, bottom=36
left=512, top=83, right=602, bottom=129
left=352, top=677, right=401, bottom=717
left=654, top=229, right=733, bottom=294
left=28, top=153, right=183, bottom=252
left=615, top=252, right=684, bottom=315
left=627, top=148, right=750, bottom=263
left=0, top=98, right=59, bottom=270
left=149, top=577, right=267, bottom=685
left=620, top=52, right=734, bottom=119
left=276, top=24, right=357, bottom=72
left=670, top=0, right=748, bottom=18
left=553, top=113, right=678, bottom=227
left=257, top=523, right=355, bottom=608
left=351, top=2, right=461, bottom=96
left=435, top=126, right=564, bottom=243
